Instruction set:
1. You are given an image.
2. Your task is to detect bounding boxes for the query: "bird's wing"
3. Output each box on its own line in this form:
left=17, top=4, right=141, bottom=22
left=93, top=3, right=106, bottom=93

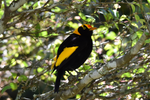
left=55, top=34, right=87, bottom=69
left=55, top=46, right=78, bottom=67
left=57, top=34, right=80, bottom=56
left=51, top=34, right=80, bottom=70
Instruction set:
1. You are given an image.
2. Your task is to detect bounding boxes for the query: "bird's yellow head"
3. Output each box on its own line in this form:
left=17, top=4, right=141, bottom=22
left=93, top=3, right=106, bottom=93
left=73, top=24, right=97, bottom=36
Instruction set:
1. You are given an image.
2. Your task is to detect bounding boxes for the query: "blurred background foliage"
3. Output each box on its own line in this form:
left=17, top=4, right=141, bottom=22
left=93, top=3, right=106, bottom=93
left=0, top=0, right=150, bottom=100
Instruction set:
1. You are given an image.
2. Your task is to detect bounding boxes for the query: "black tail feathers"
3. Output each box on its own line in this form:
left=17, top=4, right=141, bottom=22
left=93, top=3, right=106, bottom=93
left=54, top=70, right=65, bottom=93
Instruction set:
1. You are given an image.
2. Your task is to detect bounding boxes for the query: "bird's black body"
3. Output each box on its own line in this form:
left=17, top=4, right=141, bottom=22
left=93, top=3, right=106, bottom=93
left=57, top=34, right=92, bottom=71
left=51, top=24, right=96, bottom=93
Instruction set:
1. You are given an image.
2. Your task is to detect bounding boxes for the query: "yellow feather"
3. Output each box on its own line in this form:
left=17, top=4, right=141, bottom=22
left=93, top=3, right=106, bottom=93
left=73, top=28, right=81, bottom=35
left=55, top=46, right=78, bottom=67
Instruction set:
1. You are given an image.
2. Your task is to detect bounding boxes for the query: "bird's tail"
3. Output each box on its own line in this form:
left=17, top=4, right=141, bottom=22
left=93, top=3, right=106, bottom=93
left=54, top=70, right=65, bottom=93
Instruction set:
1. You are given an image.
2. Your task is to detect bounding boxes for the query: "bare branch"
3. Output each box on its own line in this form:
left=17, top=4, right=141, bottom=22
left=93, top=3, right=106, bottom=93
left=9, top=0, right=27, bottom=12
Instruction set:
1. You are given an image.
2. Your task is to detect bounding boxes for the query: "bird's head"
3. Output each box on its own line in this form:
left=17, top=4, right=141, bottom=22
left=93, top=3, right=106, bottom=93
left=73, top=24, right=97, bottom=36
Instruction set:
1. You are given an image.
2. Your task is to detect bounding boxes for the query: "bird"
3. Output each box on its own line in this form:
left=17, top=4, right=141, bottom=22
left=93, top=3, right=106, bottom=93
left=51, top=24, right=97, bottom=93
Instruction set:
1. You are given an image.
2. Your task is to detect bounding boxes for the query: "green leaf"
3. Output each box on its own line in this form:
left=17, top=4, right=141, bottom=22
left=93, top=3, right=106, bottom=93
left=15, top=53, right=19, bottom=57
left=136, top=30, right=143, bottom=38
left=11, top=59, right=16, bottom=66
left=139, top=19, right=145, bottom=25
left=37, top=67, right=44, bottom=72
left=80, top=65, right=91, bottom=70
left=99, top=9, right=107, bottom=15
left=115, top=23, right=119, bottom=30
left=132, top=92, right=142, bottom=99
left=121, top=72, right=132, bottom=78
left=145, top=39, right=150, bottom=43
left=0, top=10, right=4, bottom=18
left=145, top=32, right=149, bottom=36
left=11, top=72, right=17, bottom=79
left=137, top=68, right=145, bottom=73
left=18, top=75, right=28, bottom=82
left=119, top=15, right=127, bottom=21
left=68, top=22, right=79, bottom=29
left=93, top=0, right=96, bottom=2
left=131, top=22, right=138, bottom=28
left=108, top=8, right=115, bottom=18
left=100, top=92, right=108, bottom=96
left=147, top=0, right=150, bottom=4
left=135, top=15, right=140, bottom=22
left=116, top=0, right=121, bottom=2
left=36, top=23, right=41, bottom=31
left=133, top=2, right=140, bottom=7
left=52, top=7, right=61, bottom=12
left=104, top=43, right=114, bottom=56
left=85, top=15, right=95, bottom=22
left=104, top=13, right=113, bottom=21
left=79, top=12, right=86, bottom=20
left=1, top=85, right=12, bottom=94
left=35, top=23, right=41, bottom=37
left=104, top=44, right=113, bottom=50
left=10, top=82, right=18, bottom=90
left=49, top=33, right=58, bottom=37
left=131, top=33, right=137, bottom=40
left=107, top=49, right=114, bottom=56
left=39, top=31, right=48, bottom=37
left=22, top=61, right=28, bottom=67
left=106, top=31, right=116, bottom=40
left=76, top=94, right=81, bottom=99
left=133, top=69, right=137, bottom=73
left=132, top=39, right=138, bottom=47
left=95, top=59, right=103, bottom=63
left=130, top=4, right=135, bottom=13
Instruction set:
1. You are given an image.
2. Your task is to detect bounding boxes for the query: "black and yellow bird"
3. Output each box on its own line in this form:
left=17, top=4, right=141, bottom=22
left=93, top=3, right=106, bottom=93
left=51, top=24, right=97, bottom=93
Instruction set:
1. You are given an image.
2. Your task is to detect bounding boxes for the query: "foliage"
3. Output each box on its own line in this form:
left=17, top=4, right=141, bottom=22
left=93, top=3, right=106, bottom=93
left=0, top=0, right=150, bottom=100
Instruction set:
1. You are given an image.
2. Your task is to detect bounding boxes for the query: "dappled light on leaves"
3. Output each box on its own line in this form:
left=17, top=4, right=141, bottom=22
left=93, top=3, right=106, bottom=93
left=0, top=0, right=150, bottom=100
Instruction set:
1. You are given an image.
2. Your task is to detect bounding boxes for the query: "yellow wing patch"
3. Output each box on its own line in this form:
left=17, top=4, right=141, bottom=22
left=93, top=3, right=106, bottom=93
left=55, top=46, right=78, bottom=67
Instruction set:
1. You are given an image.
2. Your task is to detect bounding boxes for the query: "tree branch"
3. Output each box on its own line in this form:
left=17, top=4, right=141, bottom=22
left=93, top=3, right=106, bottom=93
left=0, top=0, right=28, bottom=34
left=36, top=32, right=149, bottom=99
left=9, top=0, right=27, bottom=12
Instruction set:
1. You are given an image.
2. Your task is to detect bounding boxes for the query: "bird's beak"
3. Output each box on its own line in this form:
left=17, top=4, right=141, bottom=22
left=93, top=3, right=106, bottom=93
left=89, top=27, right=97, bottom=31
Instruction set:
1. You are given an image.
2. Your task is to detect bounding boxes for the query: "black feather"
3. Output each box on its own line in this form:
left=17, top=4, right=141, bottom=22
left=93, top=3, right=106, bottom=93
left=54, top=70, right=65, bottom=93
